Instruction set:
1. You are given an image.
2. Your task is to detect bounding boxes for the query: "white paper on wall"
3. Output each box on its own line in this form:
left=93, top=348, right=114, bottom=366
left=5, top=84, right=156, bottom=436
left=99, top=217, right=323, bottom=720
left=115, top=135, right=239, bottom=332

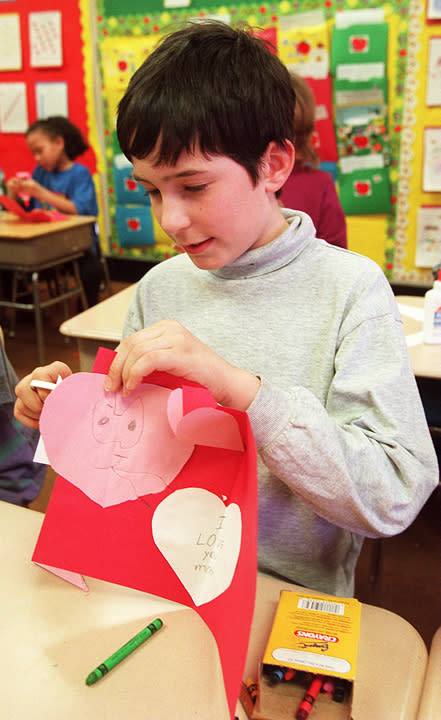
left=36, top=82, right=68, bottom=118
left=427, top=0, right=441, bottom=21
left=0, top=14, right=22, bottom=71
left=426, top=37, right=441, bottom=108
left=415, top=206, right=441, bottom=268
left=0, top=82, right=28, bottom=133
left=422, top=127, right=441, bottom=193
left=29, top=11, right=63, bottom=68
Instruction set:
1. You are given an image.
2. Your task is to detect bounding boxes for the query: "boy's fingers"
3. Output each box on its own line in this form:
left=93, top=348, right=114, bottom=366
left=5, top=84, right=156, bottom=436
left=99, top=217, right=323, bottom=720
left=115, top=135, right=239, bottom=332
left=104, top=347, right=127, bottom=392
left=14, top=361, right=73, bottom=428
left=13, top=399, right=41, bottom=429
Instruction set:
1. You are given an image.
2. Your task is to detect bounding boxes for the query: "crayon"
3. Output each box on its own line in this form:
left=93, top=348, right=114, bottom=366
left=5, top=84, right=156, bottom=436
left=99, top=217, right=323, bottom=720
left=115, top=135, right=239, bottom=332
left=85, top=618, right=163, bottom=685
left=246, top=678, right=258, bottom=704
left=268, top=666, right=285, bottom=684
left=284, top=667, right=296, bottom=681
left=263, top=664, right=285, bottom=685
left=332, top=678, right=349, bottom=703
left=322, top=677, right=335, bottom=694
left=295, top=674, right=324, bottom=720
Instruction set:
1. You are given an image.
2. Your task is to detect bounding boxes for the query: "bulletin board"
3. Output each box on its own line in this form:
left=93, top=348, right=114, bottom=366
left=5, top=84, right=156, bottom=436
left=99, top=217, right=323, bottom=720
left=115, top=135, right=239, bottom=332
left=0, top=0, right=106, bottom=248
left=93, top=0, right=439, bottom=282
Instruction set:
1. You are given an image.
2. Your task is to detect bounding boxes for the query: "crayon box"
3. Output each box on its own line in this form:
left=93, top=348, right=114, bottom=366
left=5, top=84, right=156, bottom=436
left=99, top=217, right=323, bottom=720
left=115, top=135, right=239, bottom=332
left=241, top=590, right=361, bottom=720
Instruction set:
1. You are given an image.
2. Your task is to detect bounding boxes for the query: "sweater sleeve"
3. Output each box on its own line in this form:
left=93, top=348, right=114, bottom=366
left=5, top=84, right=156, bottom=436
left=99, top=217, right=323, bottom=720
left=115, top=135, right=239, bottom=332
left=247, top=286, right=438, bottom=538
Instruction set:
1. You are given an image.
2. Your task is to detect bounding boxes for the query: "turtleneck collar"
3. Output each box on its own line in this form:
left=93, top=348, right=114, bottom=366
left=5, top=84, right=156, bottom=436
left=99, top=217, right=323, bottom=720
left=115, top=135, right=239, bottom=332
left=210, top=209, right=316, bottom=280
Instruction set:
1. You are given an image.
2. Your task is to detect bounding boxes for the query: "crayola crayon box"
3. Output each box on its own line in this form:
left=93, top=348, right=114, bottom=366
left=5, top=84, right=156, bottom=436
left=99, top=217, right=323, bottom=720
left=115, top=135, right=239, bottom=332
left=241, top=590, right=361, bottom=720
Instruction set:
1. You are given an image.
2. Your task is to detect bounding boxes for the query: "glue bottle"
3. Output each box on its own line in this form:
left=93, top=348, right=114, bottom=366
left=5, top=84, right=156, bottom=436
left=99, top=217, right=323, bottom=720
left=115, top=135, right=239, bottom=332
left=423, top=269, right=441, bottom=344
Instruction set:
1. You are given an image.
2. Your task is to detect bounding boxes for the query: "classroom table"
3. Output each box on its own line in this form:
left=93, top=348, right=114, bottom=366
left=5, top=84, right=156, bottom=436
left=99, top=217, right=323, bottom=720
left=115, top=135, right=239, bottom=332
left=1, top=500, right=429, bottom=720
left=396, top=295, right=441, bottom=380
left=59, top=282, right=135, bottom=369
left=0, top=211, right=95, bottom=364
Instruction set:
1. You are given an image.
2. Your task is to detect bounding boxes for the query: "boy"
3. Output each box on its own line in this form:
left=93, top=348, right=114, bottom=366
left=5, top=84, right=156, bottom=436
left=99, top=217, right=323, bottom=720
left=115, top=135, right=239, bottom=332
left=15, top=21, right=438, bottom=596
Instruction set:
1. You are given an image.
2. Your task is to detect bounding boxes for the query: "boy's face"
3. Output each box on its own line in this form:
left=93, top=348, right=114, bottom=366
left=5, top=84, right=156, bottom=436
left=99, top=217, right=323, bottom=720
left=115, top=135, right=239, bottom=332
left=131, top=147, right=287, bottom=270
left=27, top=129, right=64, bottom=172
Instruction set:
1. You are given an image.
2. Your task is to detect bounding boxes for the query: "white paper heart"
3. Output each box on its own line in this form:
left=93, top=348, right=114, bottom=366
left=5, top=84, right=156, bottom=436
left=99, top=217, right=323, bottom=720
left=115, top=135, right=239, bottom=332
left=152, top=488, right=242, bottom=606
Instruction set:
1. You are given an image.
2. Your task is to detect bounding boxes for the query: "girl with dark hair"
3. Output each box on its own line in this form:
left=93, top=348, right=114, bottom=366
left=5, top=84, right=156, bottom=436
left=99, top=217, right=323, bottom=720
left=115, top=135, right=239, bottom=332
left=6, top=117, right=103, bottom=306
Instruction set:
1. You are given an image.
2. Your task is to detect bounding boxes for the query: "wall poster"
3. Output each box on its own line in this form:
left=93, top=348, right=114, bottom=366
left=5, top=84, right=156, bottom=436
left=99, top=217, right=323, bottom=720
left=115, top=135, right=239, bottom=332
left=95, top=0, right=434, bottom=284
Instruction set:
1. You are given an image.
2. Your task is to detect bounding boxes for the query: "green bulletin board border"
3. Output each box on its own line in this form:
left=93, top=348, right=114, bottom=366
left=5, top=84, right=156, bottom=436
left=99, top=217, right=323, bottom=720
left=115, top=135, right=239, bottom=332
left=95, top=0, right=411, bottom=276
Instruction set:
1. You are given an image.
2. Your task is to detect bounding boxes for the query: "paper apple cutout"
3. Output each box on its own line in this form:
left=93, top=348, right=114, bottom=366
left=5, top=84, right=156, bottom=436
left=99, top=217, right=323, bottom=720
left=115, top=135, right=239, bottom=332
left=297, top=41, right=311, bottom=55
left=353, top=180, right=371, bottom=197
left=127, top=217, right=141, bottom=231
left=354, top=135, right=369, bottom=149
left=124, top=177, right=138, bottom=192
left=350, top=35, right=369, bottom=53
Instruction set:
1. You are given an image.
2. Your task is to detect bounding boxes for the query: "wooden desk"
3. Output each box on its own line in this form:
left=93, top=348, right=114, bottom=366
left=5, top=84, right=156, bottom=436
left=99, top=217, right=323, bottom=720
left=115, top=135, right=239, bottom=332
left=1, top=500, right=428, bottom=720
left=396, top=295, right=441, bottom=380
left=60, top=283, right=136, bottom=369
left=0, top=212, right=95, bottom=364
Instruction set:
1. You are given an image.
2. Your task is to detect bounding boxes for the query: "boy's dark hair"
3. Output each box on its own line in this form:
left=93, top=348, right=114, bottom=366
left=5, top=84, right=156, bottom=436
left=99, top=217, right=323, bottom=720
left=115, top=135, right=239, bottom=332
left=26, top=117, right=88, bottom=160
left=117, top=21, right=295, bottom=185
left=290, top=73, right=319, bottom=168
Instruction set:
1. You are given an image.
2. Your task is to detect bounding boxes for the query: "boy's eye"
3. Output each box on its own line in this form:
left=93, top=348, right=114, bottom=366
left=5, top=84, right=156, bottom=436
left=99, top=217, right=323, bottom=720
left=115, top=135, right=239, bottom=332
left=144, top=189, right=160, bottom=197
left=185, top=184, right=207, bottom=193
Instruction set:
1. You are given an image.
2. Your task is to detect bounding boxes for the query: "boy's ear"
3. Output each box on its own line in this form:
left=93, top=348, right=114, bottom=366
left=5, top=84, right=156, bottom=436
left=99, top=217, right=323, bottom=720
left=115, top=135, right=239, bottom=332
left=262, top=140, right=295, bottom=193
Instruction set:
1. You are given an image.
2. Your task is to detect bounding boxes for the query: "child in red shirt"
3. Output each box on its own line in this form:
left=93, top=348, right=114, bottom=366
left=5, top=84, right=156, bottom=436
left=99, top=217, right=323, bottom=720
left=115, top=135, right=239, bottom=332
left=280, top=73, right=347, bottom=249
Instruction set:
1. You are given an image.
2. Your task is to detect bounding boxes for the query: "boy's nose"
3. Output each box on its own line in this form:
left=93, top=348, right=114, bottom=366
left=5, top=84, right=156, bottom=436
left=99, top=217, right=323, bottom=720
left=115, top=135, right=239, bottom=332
left=158, top=197, right=191, bottom=236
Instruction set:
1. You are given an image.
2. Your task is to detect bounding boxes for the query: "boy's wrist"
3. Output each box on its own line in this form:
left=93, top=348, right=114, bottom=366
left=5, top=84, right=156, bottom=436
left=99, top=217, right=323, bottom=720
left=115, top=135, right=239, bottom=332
left=218, top=366, right=261, bottom=411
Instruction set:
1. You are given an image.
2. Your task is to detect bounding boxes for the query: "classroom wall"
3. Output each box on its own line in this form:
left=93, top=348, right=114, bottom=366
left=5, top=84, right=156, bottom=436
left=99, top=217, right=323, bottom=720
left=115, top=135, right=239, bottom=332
left=0, top=0, right=107, bottom=246
left=92, top=0, right=440, bottom=283
left=1, top=0, right=439, bottom=283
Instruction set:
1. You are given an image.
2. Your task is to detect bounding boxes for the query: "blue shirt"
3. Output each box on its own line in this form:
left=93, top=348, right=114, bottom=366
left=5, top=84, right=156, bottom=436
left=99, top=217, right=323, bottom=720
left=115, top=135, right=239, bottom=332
left=30, top=163, right=99, bottom=252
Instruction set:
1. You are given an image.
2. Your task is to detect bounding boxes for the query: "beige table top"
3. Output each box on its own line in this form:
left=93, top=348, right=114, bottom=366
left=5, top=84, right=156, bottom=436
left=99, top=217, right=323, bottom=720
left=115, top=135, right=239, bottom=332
left=396, top=295, right=441, bottom=379
left=60, top=283, right=135, bottom=342
left=417, top=626, right=441, bottom=720
left=1, top=500, right=428, bottom=720
left=0, top=211, right=96, bottom=239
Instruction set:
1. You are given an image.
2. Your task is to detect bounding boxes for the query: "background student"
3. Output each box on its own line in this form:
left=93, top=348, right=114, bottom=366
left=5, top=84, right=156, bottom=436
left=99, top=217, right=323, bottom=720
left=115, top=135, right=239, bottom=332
left=6, top=116, right=103, bottom=307
left=14, top=21, right=438, bottom=598
left=279, top=72, right=347, bottom=249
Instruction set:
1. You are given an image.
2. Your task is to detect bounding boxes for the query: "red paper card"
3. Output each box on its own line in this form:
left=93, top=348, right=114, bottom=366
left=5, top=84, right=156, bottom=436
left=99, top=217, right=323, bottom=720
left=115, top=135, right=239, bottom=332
left=32, top=348, right=258, bottom=718
left=0, top=194, right=67, bottom=222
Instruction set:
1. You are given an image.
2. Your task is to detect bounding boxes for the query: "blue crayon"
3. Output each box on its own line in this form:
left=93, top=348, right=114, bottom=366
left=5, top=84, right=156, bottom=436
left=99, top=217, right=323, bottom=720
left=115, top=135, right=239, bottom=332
left=264, top=665, right=285, bottom=685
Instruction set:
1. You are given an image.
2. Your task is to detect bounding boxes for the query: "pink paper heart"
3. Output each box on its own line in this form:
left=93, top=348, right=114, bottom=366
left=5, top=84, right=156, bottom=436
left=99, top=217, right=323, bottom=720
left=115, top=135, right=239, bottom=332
left=168, top=388, right=244, bottom=451
left=40, top=374, right=195, bottom=507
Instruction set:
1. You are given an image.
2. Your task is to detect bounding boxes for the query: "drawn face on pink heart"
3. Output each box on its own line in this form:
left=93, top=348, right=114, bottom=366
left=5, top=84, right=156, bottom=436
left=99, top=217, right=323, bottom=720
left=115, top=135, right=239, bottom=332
left=40, top=374, right=195, bottom=507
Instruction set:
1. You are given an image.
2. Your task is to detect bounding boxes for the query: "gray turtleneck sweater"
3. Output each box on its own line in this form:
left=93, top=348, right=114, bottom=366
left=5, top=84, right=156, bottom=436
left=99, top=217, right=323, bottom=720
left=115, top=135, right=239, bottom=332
left=123, top=209, right=438, bottom=596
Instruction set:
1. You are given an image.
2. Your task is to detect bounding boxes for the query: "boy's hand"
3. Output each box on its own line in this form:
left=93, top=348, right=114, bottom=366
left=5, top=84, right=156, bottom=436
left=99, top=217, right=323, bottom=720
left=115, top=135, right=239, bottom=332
left=105, top=320, right=260, bottom=411
left=14, top=361, right=72, bottom=429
